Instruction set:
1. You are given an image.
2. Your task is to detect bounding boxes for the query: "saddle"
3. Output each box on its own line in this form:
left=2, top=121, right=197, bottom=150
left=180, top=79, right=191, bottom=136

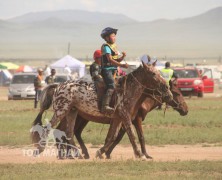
left=94, top=77, right=127, bottom=111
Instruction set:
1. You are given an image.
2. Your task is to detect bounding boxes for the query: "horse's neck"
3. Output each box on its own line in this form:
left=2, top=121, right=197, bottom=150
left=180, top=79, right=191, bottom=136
left=125, top=70, right=146, bottom=99
left=149, top=96, right=162, bottom=110
left=122, top=70, right=148, bottom=117
left=141, top=93, right=162, bottom=111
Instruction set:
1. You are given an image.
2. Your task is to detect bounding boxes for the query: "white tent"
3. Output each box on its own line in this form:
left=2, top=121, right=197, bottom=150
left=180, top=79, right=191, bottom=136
left=50, top=55, right=85, bottom=78
left=0, top=69, right=12, bottom=86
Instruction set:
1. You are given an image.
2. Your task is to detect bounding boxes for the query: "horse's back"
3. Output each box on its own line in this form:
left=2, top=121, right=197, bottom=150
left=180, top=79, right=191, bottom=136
left=53, top=80, right=103, bottom=117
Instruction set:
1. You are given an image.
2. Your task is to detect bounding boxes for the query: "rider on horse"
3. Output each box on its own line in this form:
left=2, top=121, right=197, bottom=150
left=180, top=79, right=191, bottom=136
left=90, top=50, right=103, bottom=82
left=100, top=27, right=129, bottom=114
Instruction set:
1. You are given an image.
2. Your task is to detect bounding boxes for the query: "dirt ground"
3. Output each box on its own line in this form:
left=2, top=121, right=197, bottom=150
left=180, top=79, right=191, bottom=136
left=0, top=144, right=222, bottom=164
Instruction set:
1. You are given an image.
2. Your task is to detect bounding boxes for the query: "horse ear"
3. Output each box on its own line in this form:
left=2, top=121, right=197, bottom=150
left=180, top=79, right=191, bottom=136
left=152, top=60, right=157, bottom=66
left=142, top=61, right=148, bottom=68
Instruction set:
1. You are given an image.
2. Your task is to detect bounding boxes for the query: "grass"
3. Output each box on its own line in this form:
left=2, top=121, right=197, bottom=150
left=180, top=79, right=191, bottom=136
left=0, top=95, right=222, bottom=179
left=1, top=160, right=222, bottom=180
left=0, top=97, right=222, bottom=146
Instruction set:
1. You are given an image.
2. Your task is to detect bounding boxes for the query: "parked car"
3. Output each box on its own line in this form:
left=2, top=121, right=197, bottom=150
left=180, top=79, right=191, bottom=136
left=174, top=67, right=214, bottom=97
left=219, top=78, right=222, bottom=89
left=196, top=65, right=221, bottom=84
left=8, top=73, right=37, bottom=100
left=199, top=68, right=215, bottom=93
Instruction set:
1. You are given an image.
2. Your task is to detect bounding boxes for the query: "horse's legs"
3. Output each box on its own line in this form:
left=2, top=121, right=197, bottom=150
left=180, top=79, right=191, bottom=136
left=55, top=117, right=69, bottom=159
left=119, top=111, right=143, bottom=158
left=96, top=118, right=122, bottom=159
left=65, top=108, right=79, bottom=158
left=105, top=127, right=126, bottom=159
left=74, top=116, right=90, bottom=159
left=133, top=116, right=152, bottom=159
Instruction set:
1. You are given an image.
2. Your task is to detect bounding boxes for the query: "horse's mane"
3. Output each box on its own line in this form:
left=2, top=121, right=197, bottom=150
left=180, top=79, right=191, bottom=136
left=169, top=81, right=181, bottom=95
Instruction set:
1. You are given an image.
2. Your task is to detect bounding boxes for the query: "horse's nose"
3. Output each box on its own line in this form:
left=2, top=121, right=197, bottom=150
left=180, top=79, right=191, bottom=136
left=180, top=110, right=188, bottom=116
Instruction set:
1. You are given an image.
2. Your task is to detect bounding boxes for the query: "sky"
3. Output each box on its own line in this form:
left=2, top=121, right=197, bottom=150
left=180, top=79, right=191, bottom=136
left=0, top=0, right=222, bottom=21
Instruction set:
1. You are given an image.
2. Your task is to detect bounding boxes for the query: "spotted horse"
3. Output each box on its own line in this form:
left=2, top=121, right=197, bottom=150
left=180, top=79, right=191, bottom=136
left=31, top=62, right=173, bottom=159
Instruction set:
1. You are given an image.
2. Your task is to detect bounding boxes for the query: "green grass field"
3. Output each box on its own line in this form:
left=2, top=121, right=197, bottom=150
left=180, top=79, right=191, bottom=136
left=0, top=98, right=222, bottom=146
left=1, top=161, right=222, bottom=180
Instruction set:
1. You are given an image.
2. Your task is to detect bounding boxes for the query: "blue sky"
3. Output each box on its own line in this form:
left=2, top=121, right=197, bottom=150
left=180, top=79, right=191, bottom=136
left=1, top=0, right=222, bottom=21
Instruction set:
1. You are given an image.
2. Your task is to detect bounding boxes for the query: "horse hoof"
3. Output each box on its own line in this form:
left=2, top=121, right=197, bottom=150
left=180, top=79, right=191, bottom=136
left=66, top=155, right=75, bottom=159
left=105, top=155, right=111, bottom=159
left=84, top=155, right=90, bottom=159
left=77, top=154, right=84, bottom=159
left=143, top=153, right=153, bottom=159
left=146, top=155, right=153, bottom=159
left=141, top=155, right=147, bottom=161
left=95, top=150, right=104, bottom=159
left=57, top=155, right=66, bottom=160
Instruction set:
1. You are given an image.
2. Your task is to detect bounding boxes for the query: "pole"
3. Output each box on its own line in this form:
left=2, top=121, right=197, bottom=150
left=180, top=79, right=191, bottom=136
left=68, top=42, right=70, bottom=55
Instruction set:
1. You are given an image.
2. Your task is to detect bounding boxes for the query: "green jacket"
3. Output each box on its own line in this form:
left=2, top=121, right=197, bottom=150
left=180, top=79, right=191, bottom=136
left=45, top=75, right=55, bottom=85
left=160, top=68, right=174, bottom=85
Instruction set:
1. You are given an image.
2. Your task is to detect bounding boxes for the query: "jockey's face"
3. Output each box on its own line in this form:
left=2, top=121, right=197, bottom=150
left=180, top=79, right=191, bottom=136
left=105, top=33, right=116, bottom=44
left=95, top=58, right=101, bottom=65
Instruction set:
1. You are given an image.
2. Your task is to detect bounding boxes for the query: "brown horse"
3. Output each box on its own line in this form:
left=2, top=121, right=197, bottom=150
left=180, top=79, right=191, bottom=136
left=32, top=62, right=173, bottom=159
left=56, top=81, right=188, bottom=159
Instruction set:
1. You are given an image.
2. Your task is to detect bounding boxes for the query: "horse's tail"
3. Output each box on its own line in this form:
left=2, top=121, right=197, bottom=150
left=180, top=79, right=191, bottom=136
left=32, top=84, right=58, bottom=126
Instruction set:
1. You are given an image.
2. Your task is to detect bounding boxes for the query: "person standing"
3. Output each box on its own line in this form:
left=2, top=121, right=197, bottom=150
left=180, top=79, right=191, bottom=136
left=158, top=62, right=177, bottom=110
left=160, top=62, right=177, bottom=86
left=45, top=69, right=56, bottom=85
left=100, top=27, right=129, bottom=113
left=64, top=65, right=71, bottom=76
left=34, top=68, right=44, bottom=108
left=44, top=65, right=51, bottom=77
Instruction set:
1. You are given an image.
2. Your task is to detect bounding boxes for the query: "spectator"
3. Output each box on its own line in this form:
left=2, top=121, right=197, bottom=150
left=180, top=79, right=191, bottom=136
left=44, top=65, right=51, bottom=77
left=34, top=68, right=44, bottom=108
left=45, top=69, right=56, bottom=85
left=64, top=65, right=71, bottom=76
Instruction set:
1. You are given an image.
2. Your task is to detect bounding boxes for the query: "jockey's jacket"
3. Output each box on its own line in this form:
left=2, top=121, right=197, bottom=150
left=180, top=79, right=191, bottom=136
left=101, top=43, right=118, bottom=71
left=160, top=68, right=174, bottom=85
left=90, top=62, right=101, bottom=81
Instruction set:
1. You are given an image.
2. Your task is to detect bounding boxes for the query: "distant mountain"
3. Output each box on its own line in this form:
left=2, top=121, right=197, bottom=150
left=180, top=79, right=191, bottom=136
left=0, top=7, right=222, bottom=59
left=8, top=9, right=137, bottom=25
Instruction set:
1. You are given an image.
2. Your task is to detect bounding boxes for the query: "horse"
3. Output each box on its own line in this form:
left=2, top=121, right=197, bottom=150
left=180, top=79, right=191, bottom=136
left=31, top=62, right=173, bottom=159
left=56, top=80, right=188, bottom=159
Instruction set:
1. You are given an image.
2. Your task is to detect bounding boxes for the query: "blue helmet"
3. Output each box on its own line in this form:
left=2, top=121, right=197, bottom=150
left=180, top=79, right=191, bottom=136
left=101, top=27, right=118, bottom=39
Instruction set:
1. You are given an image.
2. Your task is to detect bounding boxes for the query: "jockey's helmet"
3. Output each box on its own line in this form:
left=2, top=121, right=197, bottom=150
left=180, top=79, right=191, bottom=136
left=101, top=27, right=118, bottom=39
left=93, top=50, right=102, bottom=60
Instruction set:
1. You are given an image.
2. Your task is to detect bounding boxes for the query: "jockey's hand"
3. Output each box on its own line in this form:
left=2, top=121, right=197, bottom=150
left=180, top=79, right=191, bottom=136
left=122, top=52, right=126, bottom=57
left=121, top=63, right=129, bottom=69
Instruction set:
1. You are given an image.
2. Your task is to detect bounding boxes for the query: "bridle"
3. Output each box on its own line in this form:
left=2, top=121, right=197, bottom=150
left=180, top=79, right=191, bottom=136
left=130, top=71, right=170, bottom=105
left=169, top=98, right=186, bottom=110
left=112, top=70, right=166, bottom=113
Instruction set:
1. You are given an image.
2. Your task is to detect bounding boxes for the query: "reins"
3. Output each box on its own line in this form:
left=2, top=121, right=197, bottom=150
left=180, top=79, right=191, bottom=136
left=112, top=69, right=166, bottom=113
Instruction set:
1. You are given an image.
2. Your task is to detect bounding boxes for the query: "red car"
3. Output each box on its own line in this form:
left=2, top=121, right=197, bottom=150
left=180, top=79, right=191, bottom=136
left=173, top=67, right=214, bottom=97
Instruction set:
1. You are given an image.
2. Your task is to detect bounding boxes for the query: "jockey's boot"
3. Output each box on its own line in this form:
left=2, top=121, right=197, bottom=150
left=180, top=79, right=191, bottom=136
left=101, top=89, right=114, bottom=114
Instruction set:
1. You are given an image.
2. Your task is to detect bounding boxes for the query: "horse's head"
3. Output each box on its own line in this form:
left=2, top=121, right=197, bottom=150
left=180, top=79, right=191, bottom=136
left=168, top=80, right=188, bottom=116
left=141, top=61, right=173, bottom=103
